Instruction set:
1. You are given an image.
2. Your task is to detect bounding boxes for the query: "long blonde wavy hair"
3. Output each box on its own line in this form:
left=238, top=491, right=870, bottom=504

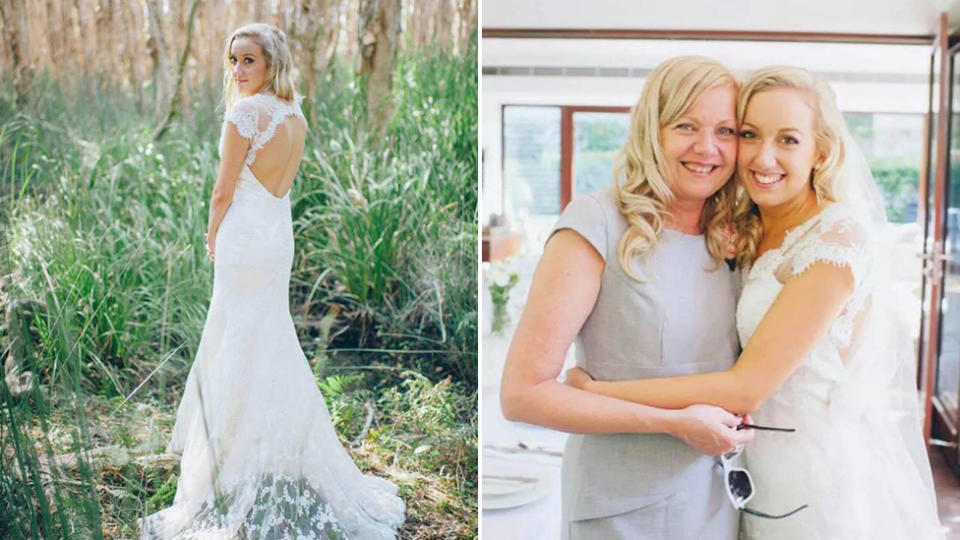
left=731, top=66, right=848, bottom=267
left=222, top=23, right=299, bottom=109
left=615, top=56, right=739, bottom=281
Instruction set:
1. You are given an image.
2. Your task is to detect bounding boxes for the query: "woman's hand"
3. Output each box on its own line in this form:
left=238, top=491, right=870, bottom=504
left=204, top=232, right=216, bottom=262
left=564, top=366, right=595, bottom=390
left=668, top=404, right=754, bottom=457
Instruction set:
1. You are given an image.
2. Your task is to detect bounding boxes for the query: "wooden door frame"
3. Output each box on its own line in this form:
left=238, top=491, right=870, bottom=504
left=921, top=12, right=954, bottom=449
left=482, top=28, right=932, bottom=45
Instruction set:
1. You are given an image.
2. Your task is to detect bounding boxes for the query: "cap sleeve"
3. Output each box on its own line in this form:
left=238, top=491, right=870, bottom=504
left=548, top=194, right=609, bottom=261
left=787, top=210, right=869, bottom=286
left=224, top=97, right=258, bottom=141
left=785, top=207, right=872, bottom=348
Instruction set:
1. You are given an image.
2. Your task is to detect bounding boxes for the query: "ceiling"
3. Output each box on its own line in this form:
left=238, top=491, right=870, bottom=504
left=481, top=0, right=960, bottom=37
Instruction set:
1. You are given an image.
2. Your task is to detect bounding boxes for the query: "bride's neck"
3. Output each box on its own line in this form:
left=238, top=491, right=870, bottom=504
left=758, top=189, right=825, bottom=241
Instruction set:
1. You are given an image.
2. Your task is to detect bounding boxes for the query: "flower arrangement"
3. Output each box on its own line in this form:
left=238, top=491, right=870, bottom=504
left=486, top=262, right=519, bottom=334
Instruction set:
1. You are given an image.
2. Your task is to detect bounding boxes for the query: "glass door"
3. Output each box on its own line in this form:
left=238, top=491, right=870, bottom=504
left=920, top=12, right=960, bottom=466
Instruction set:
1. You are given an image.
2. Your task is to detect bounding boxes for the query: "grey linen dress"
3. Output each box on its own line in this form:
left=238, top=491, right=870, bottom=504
left=553, top=189, right=740, bottom=540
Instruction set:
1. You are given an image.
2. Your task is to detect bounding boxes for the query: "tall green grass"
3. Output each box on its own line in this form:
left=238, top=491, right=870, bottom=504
left=0, top=37, right=477, bottom=538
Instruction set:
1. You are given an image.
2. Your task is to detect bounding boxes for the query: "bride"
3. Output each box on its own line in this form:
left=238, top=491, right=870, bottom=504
left=567, top=66, right=944, bottom=539
left=139, top=23, right=405, bottom=539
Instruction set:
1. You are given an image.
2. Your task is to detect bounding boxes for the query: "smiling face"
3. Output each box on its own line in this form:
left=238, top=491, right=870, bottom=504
left=229, top=37, right=268, bottom=96
left=737, top=87, right=822, bottom=211
left=658, top=84, right=738, bottom=208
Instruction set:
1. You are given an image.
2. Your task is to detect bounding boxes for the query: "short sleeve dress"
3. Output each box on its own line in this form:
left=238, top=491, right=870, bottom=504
left=554, top=188, right=741, bottom=540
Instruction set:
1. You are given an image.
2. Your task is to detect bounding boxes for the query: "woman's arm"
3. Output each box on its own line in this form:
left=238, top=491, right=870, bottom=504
left=205, top=122, right=250, bottom=259
left=568, top=261, right=855, bottom=415
left=500, top=229, right=752, bottom=454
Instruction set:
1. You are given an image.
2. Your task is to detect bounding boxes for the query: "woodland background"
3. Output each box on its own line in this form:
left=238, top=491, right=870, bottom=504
left=0, top=0, right=477, bottom=538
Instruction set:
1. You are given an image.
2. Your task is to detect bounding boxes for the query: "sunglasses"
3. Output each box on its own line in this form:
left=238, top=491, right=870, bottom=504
left=718, top=425, right=809, bottom=520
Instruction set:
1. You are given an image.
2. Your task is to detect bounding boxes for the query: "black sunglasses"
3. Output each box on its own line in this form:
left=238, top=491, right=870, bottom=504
left=718, top=428, right=809, bottom=520
left=736, top=422, right=795, bottom=433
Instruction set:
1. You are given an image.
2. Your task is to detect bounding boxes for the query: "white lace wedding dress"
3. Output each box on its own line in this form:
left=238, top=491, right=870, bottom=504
left=737, top=203, right=942, bottom=540
left=139, top=92, right=405, bottom=539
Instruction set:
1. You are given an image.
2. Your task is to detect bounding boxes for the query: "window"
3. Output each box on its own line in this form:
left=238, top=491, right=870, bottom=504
left=845, top=112, right=923, bottom=223
left=502, top=106, right=561, bottom=216
left=573, top=111, right=630, bottom=197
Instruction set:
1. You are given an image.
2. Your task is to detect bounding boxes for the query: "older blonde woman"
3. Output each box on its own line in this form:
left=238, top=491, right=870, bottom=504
left=500, top=56, right=752, bottom=539
left=567, top=66, right=944, bottom=538
left=139, top=23, right=405, bottom=539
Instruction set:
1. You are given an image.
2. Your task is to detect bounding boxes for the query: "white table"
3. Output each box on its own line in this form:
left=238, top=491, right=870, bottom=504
left=481, top=387, right=568, bottom=540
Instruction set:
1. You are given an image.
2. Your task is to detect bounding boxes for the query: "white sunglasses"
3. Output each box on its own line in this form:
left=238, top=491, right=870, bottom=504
left=718, top=442, right=809, bottom=520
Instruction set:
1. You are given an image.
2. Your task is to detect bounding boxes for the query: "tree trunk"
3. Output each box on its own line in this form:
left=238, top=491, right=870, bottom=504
left=343, top=0, right=360, bottom=60
left=318, top=0, right=341, bottom=71
left=42, top=0, right=62, bottom=80
left=145, top=0, right=172, bottom=118
left=455, top=0, right=475, bottom=54
left=435, top=0, right=452, bottom=49
left=0, top=0, right=33, bottom=106
left=293, top=0, right=340, bottom=104
left=120, top=0, right=143, bottom=108
left=95, top=0, right=114, bottom=82
left=153, top=0, right=203, bottom=141
left=358, top=0, right=400, bottom=143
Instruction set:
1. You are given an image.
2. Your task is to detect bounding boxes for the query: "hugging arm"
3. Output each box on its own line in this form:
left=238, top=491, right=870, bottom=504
left=570, top=261, right=854, bottom=415
left=500, top=228, right=751, bottom=454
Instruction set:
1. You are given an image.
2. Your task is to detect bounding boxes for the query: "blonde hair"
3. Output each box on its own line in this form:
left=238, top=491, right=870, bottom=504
left=732, top=66, right=848, bottom=266
left=615, top=56, right=738, bottom=280
left=222, top=23, right=299, bottom=109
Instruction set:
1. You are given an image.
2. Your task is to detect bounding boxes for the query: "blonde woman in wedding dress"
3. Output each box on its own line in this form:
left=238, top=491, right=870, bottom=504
left=139, top=23, right=405, bottom=539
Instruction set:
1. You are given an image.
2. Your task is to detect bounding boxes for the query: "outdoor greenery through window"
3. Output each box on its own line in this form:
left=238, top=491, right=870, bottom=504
left=845, top=112, right=923, bottom=223
left=574, top=112, right=630, bottom=197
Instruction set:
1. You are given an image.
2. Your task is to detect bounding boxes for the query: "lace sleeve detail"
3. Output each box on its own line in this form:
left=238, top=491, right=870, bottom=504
left=224, top=98, right=259, bottom=142
left=787, top=206, right=872, bottom=347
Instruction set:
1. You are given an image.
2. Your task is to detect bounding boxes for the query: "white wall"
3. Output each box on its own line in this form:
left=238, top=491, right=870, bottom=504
left=481, top=0, right=952, bottom=35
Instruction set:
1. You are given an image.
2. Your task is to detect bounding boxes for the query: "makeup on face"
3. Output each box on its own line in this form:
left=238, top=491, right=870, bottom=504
left=229, top=37, right=267, bottom=96
left=737, top=88, right=821, bottom=212
left=658, top=84, right=739, bottom=208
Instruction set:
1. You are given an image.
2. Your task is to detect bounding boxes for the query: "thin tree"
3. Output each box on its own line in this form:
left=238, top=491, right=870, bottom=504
left=0, top=0, right=33, bottom=106
left=358, top=0, right=400, bottom=143
left=153, top=0, right=203, bottom=141
left=145, top=0, right=172, bottom=116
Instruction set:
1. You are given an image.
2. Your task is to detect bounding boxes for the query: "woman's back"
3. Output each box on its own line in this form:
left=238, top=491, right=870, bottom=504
left=220, top=92, right=307, bottom=199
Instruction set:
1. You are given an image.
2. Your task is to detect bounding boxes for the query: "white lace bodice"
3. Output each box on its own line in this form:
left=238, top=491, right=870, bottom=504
left=735, top=204, right=942, bottom=539
left=220, top=92, right=307, bottom=167
left=736, top=204, right=872, bottom=409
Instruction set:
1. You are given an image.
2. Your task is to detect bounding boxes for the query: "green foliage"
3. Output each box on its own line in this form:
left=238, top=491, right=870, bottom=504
left=322, top=370, right=477, bottom=538
left=316, top=373, right=364, bottom=397
left=294, top=40, right=478, bottom=385
left=0, top=42, right=477, bottom=539
left=871, top=165, right=919, bottom=222
left=145, top=473, right=178, bottom=514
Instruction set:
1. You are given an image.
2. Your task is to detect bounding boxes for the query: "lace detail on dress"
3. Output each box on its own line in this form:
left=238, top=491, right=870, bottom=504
left=786, top=206, right=870, bottom=347
left=142, top=474, right=349, bottom=540
left=223, top=93, right=307, bottom=166
left=735, top=202, right=943, bottom=540
left=224, top=101, right=257, bottom=141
